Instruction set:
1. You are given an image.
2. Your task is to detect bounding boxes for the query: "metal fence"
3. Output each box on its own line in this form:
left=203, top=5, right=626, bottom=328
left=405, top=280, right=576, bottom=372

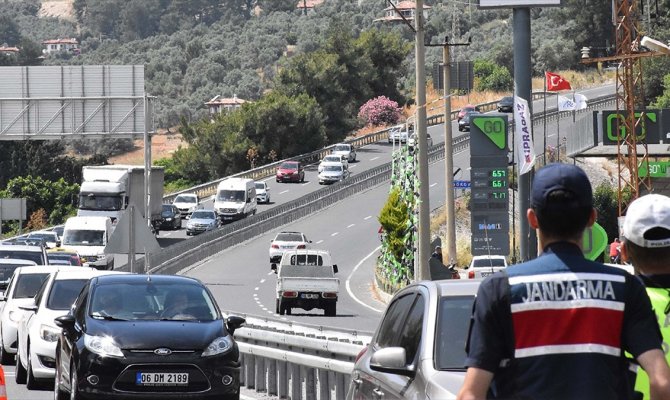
left=232, top=313, right=372, bottom=400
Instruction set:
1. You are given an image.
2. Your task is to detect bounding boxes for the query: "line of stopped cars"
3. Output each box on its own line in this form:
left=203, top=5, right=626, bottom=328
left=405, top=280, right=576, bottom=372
left=0, top=265, right=247, bottom=399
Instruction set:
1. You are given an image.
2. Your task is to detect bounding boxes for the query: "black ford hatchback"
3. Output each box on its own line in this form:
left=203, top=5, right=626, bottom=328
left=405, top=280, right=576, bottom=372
left=54, top=274, right=245, bottom=400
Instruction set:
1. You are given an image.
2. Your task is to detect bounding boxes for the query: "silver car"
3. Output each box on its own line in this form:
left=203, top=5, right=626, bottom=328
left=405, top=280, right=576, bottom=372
left=185, top=210, right=219, bottom=236
left=347, top=280, right=479, bottom=400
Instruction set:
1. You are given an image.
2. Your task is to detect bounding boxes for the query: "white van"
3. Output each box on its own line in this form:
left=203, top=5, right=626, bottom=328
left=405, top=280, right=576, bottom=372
left=214, top=178, right=257, bottom=222
left=61, top=216, right=114, bottom=270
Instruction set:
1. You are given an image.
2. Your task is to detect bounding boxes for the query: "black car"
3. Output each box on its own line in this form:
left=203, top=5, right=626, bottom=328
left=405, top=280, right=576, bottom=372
left=54, top=274, right=246, bottom=400
left=458, top=110, right=482, bottom=131
left=497, top=96, right=514, bottom=112
left=160, top=204, right=182, bottom=230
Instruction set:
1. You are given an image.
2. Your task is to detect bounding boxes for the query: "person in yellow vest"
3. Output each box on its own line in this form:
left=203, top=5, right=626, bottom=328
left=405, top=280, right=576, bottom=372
left=622, top=193, right=670, bottom=399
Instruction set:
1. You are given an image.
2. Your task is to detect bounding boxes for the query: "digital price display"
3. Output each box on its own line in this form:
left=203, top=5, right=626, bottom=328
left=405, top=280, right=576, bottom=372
left=469, top=113, right=510, bottom=257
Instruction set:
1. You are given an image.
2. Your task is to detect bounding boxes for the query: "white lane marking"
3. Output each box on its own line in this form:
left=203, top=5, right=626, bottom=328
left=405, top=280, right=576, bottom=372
left=261, top=307, right=267, bottom=311
left=316, top=239, right=324, bottom=244
left=370, top=157, right=379, bottom=161
left=347, top=224, right=355, bottom=228
left=301, top=182, right=310, bottom=186
left=260, top=279, right=265, bottom=283
left=331, top=232, right=339, bottom=237
left=262, top=177, right=274, bottom=182
left=350, top=165, right=358, bottom=168
left=253, top=293, right=258, bottom=297
left=364, top=216, right=372, bottom=220
left=430, top=183, right=438, bottom=187
left=268, top=271, right=274, bottom=275
left=254, top=287, right=259, bottom=291
left=279, top=190, right=289, bottom=195
left=346, top=246, right=384, bottom=313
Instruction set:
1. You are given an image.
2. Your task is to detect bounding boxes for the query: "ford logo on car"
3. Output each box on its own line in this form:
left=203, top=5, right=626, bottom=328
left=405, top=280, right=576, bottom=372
left=154, top=348, right=172, bottom=356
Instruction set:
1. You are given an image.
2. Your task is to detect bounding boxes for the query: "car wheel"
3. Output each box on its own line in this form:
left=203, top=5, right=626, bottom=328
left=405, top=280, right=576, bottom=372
left=275, top=300, right=280, bottom=314
left=54, top=345, right=67, bottom=400
left=0, top=336, right=12, bottom=365
left=26, top=345, right=40, bottom=389
left=301, top=174, right=305, bottom=183
left=325, top=303, right=336, bottom=317
left=15, top=345, right=27, bottom=384
left=278, top=300, right=285, bottom=315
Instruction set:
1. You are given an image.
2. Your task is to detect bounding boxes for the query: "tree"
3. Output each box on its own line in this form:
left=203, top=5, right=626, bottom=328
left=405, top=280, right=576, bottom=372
left=0, top=16, right=21, bottom=46
left=3, top=176, right=79, bottom=226
left=258, top=0, right=296, bottom=13
left=378, top=187, right=410, bottom=266
left=358, top=96, right=402, bottom=126
left=356, top=30, right=411, bottom=104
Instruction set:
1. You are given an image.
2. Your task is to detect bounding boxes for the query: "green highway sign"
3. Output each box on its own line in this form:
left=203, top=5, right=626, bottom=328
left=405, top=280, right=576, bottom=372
left=473, top=117, right=507, bottom=150
left=638, top=161, right=670, bottom=178
left=582, top=222, right=608, bottom=261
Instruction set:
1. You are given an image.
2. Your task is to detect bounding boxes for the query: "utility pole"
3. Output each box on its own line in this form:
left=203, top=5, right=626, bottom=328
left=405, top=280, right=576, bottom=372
left=414, top=0, right=430, bottom=281
left=427, top=36, right=470, bottom=266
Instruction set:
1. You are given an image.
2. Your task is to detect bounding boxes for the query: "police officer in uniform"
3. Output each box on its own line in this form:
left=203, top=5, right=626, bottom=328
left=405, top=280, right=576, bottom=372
left=457, top=164, right=670, bottom=400
left=621, top=194, right=670, bottom=399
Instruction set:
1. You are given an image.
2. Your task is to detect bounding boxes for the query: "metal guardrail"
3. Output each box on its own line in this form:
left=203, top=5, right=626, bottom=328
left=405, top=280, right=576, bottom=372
left=231, top=314, right=372, bottom=400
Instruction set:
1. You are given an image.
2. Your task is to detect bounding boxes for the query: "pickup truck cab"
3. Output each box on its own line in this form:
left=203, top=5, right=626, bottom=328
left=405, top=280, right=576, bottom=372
left=466, top=255, right=508, bottom=279
left=273, top=250, right=339, bottom=316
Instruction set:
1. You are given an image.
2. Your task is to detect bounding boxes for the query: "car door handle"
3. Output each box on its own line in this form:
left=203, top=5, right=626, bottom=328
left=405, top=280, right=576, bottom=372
left=352, top=378, right=362, bottom=387
left=373, top=388, right=384, bottom=399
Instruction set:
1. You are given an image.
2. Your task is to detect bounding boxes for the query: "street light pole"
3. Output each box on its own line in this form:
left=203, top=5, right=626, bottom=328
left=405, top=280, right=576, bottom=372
left=415, top=0, right=430, bottom=281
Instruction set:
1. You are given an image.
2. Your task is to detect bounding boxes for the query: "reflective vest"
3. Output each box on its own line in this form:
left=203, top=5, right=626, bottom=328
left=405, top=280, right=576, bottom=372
left=635, top=287, right=670, bottom=399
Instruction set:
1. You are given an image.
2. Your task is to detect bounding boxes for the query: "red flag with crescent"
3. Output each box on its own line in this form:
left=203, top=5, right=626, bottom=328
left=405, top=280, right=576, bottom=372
left=545, top=71, right=572, bottom=91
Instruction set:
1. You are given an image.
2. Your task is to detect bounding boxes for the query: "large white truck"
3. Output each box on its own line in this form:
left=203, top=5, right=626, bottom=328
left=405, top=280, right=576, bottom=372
left=61, top=216, right=115, bottom=270
left=273, top=250, right=339, bottom=316
left=213, top=178, right=257, bottom=223
left=77, top=165, right=164, bottom=232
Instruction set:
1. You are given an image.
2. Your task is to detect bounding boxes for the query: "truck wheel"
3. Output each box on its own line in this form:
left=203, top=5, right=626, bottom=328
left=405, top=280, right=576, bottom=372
left=279, top=301, right=285, bottom=315
left=325, top=303, right=336, bottom=317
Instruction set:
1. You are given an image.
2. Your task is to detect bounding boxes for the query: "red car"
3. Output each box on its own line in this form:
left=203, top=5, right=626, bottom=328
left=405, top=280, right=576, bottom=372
left=457, top=104, right=480, bottom=121
left=276, top=161, right=305, bottom=183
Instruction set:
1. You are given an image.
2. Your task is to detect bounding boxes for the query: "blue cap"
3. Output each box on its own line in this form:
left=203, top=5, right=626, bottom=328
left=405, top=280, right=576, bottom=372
left=531, top=163, right=593, bottom=209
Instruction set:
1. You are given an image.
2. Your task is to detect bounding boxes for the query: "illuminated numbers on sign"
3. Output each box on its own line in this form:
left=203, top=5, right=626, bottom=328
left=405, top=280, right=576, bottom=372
left=491, top=180, right=506, bottom=188
left=491, top=169, right=506, bottom=178
left=492, top=192, right=506, bottom=199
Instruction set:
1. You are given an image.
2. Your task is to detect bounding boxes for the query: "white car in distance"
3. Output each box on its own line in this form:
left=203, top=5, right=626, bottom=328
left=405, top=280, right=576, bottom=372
left=172, top=193, right=201, bottom=218
left=318, top=154, right=349, bottom=173
left=269, top=231, right=312, bottom=265
left=466, top=255, right=508, bottom=279
left=16, top=268, right=123, bottom=388
left=318, top=163, right=350, bottom=185
left=332, top=143, right=356, bottom=162
left=255, top=181, right=271, bottom=204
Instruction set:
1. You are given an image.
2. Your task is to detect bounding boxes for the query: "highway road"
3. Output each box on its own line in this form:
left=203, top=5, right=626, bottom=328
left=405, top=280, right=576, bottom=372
left=5, top=84, right=615, bottom=399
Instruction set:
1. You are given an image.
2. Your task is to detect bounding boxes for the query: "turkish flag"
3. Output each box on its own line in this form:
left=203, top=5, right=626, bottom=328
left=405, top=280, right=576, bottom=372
left=545, top=71, right=572, bottom=91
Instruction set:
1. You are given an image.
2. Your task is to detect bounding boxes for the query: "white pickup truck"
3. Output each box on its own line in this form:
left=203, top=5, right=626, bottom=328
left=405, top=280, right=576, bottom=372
left=466, top=255, right=508, bottom=279
left=272, top=250, right=339, bottom=316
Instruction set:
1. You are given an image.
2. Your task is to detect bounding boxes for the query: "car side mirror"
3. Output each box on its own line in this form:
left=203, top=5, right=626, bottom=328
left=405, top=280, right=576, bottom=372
left=19, top=304, right=38, bottom=312
left=333, top=265, right=338, bottom=274
left=0, top=296, right=6, bottom=302
left=369, top=347, right=416, bottom=377
left=226, top=315, right=246, bottom=335
left=54, top=314, right=76, bottom=331
left=271, top=263, right=277, bottom=273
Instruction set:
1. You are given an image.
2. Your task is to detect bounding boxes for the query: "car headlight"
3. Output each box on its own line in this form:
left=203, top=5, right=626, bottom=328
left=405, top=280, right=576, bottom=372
left=189, top=206, right=197, bottom=212
left=8, top=310, right=22, bottom=322
left=292, top=171, right=298, bottom=175
left=164, top=217, right=172, bottom=221
left=40, top=325, right=61, bottom=342
left=84, top=334, right=124, bottom=357
left=202, top=336, right=233, bottom=357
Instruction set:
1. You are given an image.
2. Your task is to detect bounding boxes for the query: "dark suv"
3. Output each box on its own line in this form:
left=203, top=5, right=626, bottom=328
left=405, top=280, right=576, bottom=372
left=276, top=161, right=305, bottom=183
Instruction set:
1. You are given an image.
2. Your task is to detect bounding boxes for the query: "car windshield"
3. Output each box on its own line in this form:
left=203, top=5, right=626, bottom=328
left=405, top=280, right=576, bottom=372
left=334, top=145, right=350, bottom=152
left=280, top=162, right=298, bottom=170
left=275, top=233, right=305, bottom=242
left=48, top=254, right=77, bottom=265
left=435, top=295, right=476, bottom=370
left=161, top=205, right=173, bottom=213
left=323, top=156, right=340, bottom=163
left=217, top=190, right=245, bottom=202
left=324, top=165, right=343, bottom=172
left=28, top=233, right=57, bottom=241
left=473, top=258, right=506, bottom=267
left=0, top=250, right=44, bottom=265
left=13, top=273, right=50, bottom=299
left=62, top=229, right=104, bottom=246
left=90, top=281, right=219, bottom=321
left=174, top=195, right=196, bottom=204
left=47, top=279, right=88, bottom=310
left=78, top=194, right=123, bottom=211
left=191, top=211, right=215, bottom=220
left=0, top=265, right=23, bottom=281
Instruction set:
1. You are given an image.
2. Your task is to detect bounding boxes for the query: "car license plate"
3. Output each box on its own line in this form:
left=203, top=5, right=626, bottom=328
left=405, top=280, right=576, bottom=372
left=480, top=272, right=493, bottom=277
left=136, top=372, right=189, bottom=386
left=301, top=293, right=319, bottom=299
left=223, top=216, right=233, bottom=220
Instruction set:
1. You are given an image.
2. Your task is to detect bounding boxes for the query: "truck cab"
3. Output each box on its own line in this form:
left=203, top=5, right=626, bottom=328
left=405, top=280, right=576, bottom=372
left=214, top=178, right=257, bottom=222
left=61, top=216, right=114, bottom=270
left=273, top=250, right=339, bottom=316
